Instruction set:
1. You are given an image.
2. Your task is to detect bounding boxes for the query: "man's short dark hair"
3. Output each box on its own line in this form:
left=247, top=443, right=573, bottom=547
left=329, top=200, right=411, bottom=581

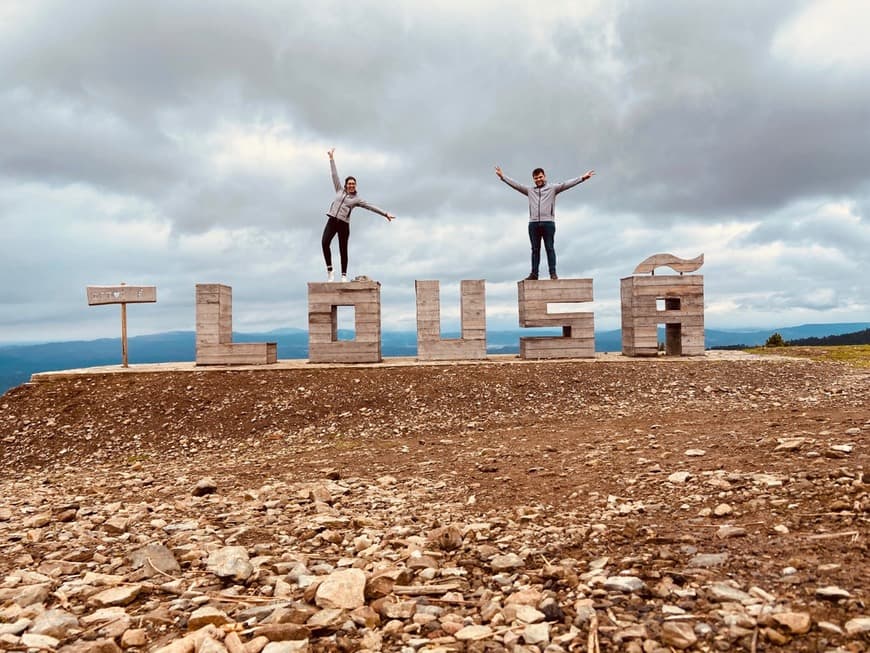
left=532, top=168, right=545, bottom=177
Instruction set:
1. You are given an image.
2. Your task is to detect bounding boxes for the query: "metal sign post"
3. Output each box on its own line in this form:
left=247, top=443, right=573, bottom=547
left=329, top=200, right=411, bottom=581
left=86, top=284, right=157, bottom=367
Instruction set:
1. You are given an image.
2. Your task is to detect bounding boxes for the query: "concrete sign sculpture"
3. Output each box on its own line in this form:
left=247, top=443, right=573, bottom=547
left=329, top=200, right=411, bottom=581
left=621, top=254, right=705, bottom=356
left=308, top=279, right=382, bottom=363
left=86, top=284, right=156, bottom=367
left=517, top=278, right=595, bottom=359
left=189, top=254, right=707, bottom=365
left=415, top=280, right=486, bottom=361
left=195, top=284, right=276, bottom=365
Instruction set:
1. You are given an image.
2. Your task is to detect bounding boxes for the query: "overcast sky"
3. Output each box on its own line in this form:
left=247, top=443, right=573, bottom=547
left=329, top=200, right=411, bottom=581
left=1, top=0, right=869, bottom=343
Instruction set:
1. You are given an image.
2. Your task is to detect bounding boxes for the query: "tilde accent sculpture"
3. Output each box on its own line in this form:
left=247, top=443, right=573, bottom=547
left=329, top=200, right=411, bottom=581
left=621, top=254, right=705, bottom=356
left=632, top=253, right=704, bottom=275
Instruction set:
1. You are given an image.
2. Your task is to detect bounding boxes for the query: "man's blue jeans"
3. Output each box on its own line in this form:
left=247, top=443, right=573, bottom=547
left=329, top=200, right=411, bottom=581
left=528, top=221, right=556, bottom=277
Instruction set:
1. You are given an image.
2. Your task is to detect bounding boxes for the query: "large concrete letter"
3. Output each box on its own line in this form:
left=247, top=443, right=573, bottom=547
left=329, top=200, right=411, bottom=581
left=517, top=279, right=594, bottom=359
left=415, top=280, right=486, bottom=361
left=620, top=254, right=705, bottom=356
left=308, top=280, right=382, bottom=363
left=195, top=284, right=277, bottom=365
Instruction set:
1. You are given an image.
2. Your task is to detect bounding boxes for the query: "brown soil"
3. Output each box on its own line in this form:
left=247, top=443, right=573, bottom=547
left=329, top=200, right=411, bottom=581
left=1, top=354, right=868, bottom=651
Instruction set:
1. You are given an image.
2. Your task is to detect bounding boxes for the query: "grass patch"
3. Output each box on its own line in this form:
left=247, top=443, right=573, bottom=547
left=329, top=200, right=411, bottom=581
left=745, top=344, right=870, bottom=368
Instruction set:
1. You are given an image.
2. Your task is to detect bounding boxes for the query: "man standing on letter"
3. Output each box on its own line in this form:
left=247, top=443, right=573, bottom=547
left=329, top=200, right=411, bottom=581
left=495, top=165, right=594, bottom=280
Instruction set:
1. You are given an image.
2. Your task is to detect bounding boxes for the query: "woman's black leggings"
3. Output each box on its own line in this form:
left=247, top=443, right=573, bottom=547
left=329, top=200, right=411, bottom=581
left=321, top=216, right=350, bottom=274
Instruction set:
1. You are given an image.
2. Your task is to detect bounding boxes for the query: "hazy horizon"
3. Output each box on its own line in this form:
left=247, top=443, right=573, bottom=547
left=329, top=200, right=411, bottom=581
left=2, top=319, right=868, bottom=348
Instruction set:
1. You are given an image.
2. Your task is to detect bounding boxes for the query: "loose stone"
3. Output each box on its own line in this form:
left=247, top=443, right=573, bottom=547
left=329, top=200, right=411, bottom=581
left=314, top=568, right=366, bottom=610
left=193, top=477, right=218, bottom=496
left=29, top=608, right=80, bottom=639
left=772, top=612, right=811, bottom=634
left=604, top=576, right=645, bottom=593
left=88, top=584, right=143, bottom=607
left=845, top=617, right=870, bottom=635
left=206, top=546, right=254, bottom=581
left=816, top=585, right=851, bottom=601
left=188, top=606, right=232, bottom=629
left=454, top=624, right=493, bottom=641
left=660, top=621, right=697, bottom=649
left=491, top=553, right=524, bottom=571
left=522, top=622, right=550, bottom=645
left=688, top=553, right=728, bottom=567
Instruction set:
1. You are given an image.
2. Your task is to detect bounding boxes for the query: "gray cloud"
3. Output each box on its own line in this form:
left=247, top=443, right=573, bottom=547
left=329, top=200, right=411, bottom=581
left=1, top=1, right=869, bottom=341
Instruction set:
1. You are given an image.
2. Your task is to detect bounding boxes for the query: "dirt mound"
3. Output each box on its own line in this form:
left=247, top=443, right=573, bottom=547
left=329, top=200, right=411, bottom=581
left=0, top=357, right=867, bottom=651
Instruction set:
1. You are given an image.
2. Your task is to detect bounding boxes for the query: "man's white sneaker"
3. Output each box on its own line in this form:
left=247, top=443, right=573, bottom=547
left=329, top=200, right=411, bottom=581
left=327, top=269, right=334, bottom=282
left=341, top=274, right=349, bottom=282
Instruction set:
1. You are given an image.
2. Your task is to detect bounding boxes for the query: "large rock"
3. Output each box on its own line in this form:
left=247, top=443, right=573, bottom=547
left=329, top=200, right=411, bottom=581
left=845, top=617, right=870, bottom=636
left=816, top=585, right=851, bottom=601
left=120, top=629, right=148, bottom=648
left=522, top=622, right=550, bottom=645
left=206, top=546, right=253, bottom=581
left=188, top=607, right=231, bottom=630
left=193, top=477, right=218, bottom=496
left=0, top=619, right=30, bottom=636
left=454, top=625, right=493, bottom=641
left=491, top=553, right=524, bottom=571
left=79, top=607, right=130, bottom=630
left=314, top=569, right=366, bottom=610
left=514, top=605, right=545, bottom=624
left=58, top=638, right=122, bottom=653
left=661, top=621, right=697, bottom=649
left=772, top=612, right=811, bottom=634
left=88, top=584, right=143, bottom=607
left=22, top=633, right=60, bottom=649
left=306, top=608, right=344, bottom=630
left=13, top=583, right=50, bottom=607
left=706, top=582, right=752, bottom=603
left=604, top=576, right=645, bottom=593
left=29, top=609, right=80, bottom=639
left=262, top=641, right=309, bottom=653
left=197, top=635, right=228, bottom=653
left=688, top=552, right=728, bottom=567
left=130, top=544, right=181, bottom=577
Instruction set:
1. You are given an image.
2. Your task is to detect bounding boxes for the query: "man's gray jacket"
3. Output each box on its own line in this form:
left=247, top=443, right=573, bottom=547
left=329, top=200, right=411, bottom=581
left=500, top=174, right=587, bottom=222
left=326, top=159, right=389, bottom=223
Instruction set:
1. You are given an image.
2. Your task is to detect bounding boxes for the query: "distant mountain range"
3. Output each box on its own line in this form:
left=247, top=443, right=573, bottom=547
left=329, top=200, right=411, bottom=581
left=787, top=328, right=870, bottom=347
left=1, top=322, right=868, bottom=396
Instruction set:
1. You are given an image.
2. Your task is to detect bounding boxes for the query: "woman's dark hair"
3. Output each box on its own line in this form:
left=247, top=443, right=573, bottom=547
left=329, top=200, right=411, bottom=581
left=532, top=168, right=545, bottom=177
left=344, top=176, right=357, bottom=188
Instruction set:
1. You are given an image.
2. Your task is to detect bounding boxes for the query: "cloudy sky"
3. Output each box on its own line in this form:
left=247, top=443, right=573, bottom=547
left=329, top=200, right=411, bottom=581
left=1, top=0, right=869, bottom=343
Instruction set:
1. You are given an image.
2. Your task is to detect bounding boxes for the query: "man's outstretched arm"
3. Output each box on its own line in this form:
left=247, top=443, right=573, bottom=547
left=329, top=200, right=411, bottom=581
left=554, top=169, right=595, bottom=193
left=495, top=165, right=530, bottom=195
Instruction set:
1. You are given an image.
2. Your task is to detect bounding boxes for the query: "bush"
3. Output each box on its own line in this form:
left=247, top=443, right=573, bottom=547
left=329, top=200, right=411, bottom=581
left=765, top=332, right=786, bottom=347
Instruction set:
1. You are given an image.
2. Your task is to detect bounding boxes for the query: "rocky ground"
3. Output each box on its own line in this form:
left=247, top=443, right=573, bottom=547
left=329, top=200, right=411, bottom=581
left=0, top=354, right=867, bottom=652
